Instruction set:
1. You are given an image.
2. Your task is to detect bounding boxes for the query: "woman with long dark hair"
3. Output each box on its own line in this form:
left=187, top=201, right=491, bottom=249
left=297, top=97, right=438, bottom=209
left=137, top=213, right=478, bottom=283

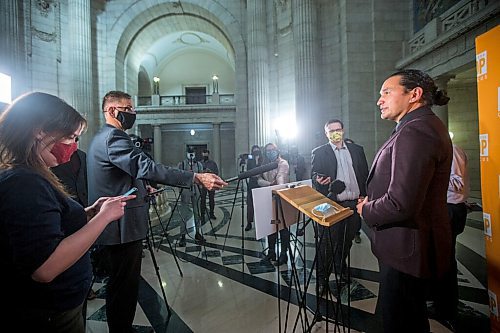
left=0, top=92, right=134, bottom=332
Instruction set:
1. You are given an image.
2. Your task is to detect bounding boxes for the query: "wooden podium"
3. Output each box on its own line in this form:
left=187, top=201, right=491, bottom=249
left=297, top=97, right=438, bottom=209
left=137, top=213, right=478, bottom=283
left=271, top=184, right=354, bottom=332
left=273, top=185, right=353, bottom=227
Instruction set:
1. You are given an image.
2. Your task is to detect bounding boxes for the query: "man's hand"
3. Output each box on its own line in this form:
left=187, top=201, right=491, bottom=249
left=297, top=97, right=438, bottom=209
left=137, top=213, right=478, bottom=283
left=356, top=196, right=368, bottom=217
left=316, top=175, right=331, bottom=185
left=194, top=173, right=228, bottom=190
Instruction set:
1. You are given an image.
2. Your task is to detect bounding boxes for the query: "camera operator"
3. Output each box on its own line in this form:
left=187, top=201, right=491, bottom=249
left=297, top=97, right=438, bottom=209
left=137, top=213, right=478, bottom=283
left=200, top=149, right=219, bottom=220
left=177, top=148, right=205, bottom=246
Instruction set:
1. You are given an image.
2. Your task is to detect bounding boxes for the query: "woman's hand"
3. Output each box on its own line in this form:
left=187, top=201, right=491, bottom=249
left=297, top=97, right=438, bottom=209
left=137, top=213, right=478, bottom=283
left=85, top=197, right=110, bottom=220
left=98, top=195, right=136, bottom=223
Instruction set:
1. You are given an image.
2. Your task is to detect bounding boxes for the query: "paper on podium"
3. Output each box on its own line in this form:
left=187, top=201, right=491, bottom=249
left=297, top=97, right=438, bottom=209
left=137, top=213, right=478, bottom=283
left=273, top=185, right=353, bottom=227
left=253, top=180, right=312, bottom=240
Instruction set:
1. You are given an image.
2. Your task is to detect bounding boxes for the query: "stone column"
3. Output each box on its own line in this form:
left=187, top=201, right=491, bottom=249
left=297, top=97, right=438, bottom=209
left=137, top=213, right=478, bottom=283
left=293, top=0, right=318, bottom=157
left=0, top=0, right=24, bottom=98
left=212, top=122, right=221, bottom=173
left=153, top=125, right=162, bottom=163
left=434, top=75, right=454, bottom=129
left=68, top=0, right=94, bottom=149
left=247, top=0, right=270, bottom=145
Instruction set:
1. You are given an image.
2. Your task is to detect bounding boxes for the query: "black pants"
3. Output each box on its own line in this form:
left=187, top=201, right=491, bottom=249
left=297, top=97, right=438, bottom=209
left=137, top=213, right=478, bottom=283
left=268, top=228, right=290, bottom=257
left=431, top=202, right=467, bottom=320
left=247, top=189, right=254, bottom=223
left=19, top=302, right=85, bottom=333
left=102, top=240, right=143, bottom=333
left=200, top=188, right=215, bottom=216
left=316, top=199, right=360, bottom=284
left=378, top=263, right=430, bottom=333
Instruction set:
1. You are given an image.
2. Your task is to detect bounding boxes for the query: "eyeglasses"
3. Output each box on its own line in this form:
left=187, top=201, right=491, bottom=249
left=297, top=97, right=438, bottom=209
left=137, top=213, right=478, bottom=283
left=113, top=106, right=136, bottom=113
left=326, top=129, right=343, bottom=133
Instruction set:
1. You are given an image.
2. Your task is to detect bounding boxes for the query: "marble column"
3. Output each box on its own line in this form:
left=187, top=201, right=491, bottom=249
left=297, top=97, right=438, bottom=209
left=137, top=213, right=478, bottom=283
left=293, top=0, right=319, bottom=157
left=153, top=125, right=162, bottom=163
left=68, top=0, right=94, bottom=149
left=247, top=0, right=270, bottom=145
left=212, top=122, right=221, bottom=173
left=0, top=0, right=24, bottom=98
left=434, top=75, right=454, bottom=129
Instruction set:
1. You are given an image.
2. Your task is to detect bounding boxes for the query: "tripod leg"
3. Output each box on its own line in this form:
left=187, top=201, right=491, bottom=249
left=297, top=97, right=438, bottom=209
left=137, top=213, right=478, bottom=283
left=145, top=233, right=172, bottom=318
left=151, top=198, right=183, bottom=277
left=164, top=234, right=183, bottom=277
left=221, top=179, right=241, bottom=251
left=157, top=189, right=182, bottom=250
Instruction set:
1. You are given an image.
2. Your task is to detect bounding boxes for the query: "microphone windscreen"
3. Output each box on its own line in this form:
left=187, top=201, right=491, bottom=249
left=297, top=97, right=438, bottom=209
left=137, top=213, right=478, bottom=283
left=237, top=161, right=279, bottom=180
left=328, top=179, right=346, bottom=195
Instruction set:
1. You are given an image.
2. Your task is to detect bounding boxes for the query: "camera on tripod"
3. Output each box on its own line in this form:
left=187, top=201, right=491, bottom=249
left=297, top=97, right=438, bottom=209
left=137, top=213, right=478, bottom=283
left=239, top=153, right=254, bottom=160
left=238, top=153, right=254, bottom=165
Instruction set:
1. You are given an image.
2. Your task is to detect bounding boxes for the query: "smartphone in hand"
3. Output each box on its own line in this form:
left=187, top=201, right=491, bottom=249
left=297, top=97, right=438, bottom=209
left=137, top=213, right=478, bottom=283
left=122, top=187, right=138, bottom=196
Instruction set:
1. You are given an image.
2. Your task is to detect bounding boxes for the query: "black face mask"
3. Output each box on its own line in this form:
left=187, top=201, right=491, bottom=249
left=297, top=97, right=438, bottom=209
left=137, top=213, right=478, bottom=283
left=117, top=111, right=136, bottom=130
left=203, top=156, right=209, bottom=161
left=252, top=150, right=261, bottom=156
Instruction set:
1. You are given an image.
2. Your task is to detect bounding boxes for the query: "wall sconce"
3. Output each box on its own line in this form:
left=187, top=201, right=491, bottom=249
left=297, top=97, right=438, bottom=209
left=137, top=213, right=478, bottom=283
left=190, top=129, right=196, bottom=136
left=212, top=74, right=219, bottom=94
left=153, top=76, right=160, bottom=95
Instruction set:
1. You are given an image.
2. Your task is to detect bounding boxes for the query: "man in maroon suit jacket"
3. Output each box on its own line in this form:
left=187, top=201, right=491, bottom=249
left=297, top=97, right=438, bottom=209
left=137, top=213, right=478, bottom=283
left=357, top=69, right=453, bottom=333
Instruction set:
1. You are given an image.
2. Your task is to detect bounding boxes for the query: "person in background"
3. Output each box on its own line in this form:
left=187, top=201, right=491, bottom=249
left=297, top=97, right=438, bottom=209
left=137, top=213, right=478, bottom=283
left=343, top=137, right=363, bottom=244
left=245, top=144, right=262, bottom=231
left=0, top=92, right=132, bottom=333
left=288, top=145, right=307, bottom=182
left=430, top=143, right=470, bottom=330
left=177, top=148, right=206, bottom=246
left=311, top=119, right=368, bottom=297
left=258, top=143, right=290, bottom=266
left=52, top=148, right=88, bottom=207
left=87, top=91, right=226, bottom=333
left=200, top=149, right=219, bottom=220
left=357, top=69, right=452, bottom=332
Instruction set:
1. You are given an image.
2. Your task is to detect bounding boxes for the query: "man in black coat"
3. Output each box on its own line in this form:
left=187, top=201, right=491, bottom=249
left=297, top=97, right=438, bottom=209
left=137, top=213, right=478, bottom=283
left=357, top=70, right=452, bottom=332
left=51, top=148, right=88, bottom=206
left=311, top=119, right=369, bottom=296
left=87, top=90, right=226, bottom=333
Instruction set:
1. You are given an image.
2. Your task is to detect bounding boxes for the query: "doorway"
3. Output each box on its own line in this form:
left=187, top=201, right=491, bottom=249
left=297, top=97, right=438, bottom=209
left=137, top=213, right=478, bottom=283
left=185, top=87, right=206, bottom=104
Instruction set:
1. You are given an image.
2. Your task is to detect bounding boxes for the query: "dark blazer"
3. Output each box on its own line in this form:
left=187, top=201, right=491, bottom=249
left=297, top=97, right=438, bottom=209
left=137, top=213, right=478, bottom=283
left=51, top=149, right=88, bottom=206
left=362, top=106, right=453, bottom=279
left=87, top=125, right=194, bottom=245
left=311, top=141, right=369, bottom=197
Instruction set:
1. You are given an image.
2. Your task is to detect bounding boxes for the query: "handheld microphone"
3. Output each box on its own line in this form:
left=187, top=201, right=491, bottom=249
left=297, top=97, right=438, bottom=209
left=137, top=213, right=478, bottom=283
left=225, top=161, right=279, bottom=183
left=328, top=179, right=346, bottom=195
left=327, top=179, right=346, bottom=201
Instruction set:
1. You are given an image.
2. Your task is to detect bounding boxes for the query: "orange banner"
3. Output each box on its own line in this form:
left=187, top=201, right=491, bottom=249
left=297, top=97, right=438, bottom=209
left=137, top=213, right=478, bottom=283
left=476, top=24, right=500, bottom=332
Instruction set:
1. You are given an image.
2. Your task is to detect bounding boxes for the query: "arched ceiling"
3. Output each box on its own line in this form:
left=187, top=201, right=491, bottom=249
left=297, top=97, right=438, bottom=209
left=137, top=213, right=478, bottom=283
left=141, top=30, right=234, bottom=78
left=114, top=2, right=236, bottom=81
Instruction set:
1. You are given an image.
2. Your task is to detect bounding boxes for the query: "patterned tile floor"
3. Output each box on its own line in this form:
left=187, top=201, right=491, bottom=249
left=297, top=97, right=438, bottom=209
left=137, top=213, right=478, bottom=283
left=85, top=185, right=489, bottom=332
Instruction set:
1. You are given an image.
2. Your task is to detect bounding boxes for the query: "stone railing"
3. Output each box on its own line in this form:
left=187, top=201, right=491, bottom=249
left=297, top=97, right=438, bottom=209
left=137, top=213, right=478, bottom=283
left=135, top=93, right=235, bottom=108
left=406, top=0, right=494, bottom=56
left=147, top=190, right=171, bottom=228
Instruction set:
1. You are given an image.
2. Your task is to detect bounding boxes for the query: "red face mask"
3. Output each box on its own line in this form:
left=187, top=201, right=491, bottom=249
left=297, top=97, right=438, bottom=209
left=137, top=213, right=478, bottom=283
left=50, top=142, right=78, bottom=165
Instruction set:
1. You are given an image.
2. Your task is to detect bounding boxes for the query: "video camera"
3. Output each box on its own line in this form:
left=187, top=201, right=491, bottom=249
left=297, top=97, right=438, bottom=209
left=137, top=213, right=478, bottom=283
left=130, top=134, right=153, bottom=151
left=239, top=153, right=254, bottom=160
